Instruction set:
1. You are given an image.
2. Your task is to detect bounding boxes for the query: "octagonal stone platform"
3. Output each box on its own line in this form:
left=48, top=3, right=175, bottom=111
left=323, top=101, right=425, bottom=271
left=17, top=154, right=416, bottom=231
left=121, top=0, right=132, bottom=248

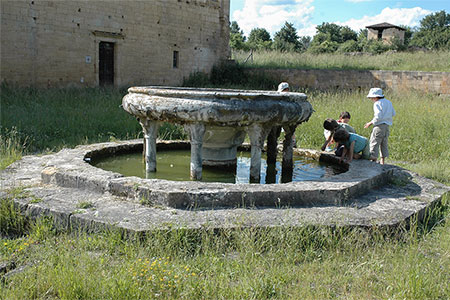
left=1, top=140, right=448, bottom=233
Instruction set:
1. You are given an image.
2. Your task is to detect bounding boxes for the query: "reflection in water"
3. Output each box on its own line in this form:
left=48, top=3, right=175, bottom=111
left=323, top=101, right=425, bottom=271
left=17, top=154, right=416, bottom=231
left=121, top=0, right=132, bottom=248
left=93, top=150, right=342, bottom=184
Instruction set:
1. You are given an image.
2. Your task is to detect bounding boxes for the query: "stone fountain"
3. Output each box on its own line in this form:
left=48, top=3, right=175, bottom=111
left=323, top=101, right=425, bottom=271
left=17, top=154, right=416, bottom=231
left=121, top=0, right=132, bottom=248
left=2, top=87, right=448, bottom=234
left=122, top=86, right=313, bottom=182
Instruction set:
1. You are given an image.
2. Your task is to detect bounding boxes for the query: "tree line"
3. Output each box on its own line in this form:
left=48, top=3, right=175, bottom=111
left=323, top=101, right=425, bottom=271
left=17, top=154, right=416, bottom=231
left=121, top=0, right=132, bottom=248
left=230, top=10, right=449, bottom=54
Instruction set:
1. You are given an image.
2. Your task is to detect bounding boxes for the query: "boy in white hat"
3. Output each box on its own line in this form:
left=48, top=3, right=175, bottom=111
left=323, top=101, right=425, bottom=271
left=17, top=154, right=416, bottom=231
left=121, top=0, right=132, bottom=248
left=277, top=82, right=290, bottom=92
left=364, top=88, right=396, bottom=164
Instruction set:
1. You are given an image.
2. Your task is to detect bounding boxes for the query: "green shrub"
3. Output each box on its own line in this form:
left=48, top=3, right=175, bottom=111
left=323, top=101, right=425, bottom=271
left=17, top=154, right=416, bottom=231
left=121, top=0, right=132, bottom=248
left=182, top=71, right=211, bottom=88
left=183, top=61, right=278, bottom=90
left=337, top=40, right=362, bottom=53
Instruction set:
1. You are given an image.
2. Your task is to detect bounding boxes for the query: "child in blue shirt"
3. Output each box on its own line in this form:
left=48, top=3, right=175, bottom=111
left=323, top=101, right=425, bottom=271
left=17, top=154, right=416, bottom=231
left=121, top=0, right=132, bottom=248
left=333, top=129, right=376, bottom=163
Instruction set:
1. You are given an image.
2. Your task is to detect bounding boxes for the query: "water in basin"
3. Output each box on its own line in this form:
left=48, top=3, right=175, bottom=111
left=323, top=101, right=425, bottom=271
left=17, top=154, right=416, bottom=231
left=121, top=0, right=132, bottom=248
left=92, top=149, right=342, bottom=184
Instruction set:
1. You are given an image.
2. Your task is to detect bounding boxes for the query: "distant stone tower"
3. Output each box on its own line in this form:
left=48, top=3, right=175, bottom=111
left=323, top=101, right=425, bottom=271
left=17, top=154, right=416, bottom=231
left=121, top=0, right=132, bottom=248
left=0, top=0, right=230, bottom=87
left=366, top=22, right=405, bottom=45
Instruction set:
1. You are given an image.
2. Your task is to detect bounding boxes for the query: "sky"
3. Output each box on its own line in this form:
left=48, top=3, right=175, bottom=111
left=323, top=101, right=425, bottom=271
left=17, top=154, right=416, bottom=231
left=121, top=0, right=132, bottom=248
left=230, top=0, right=450, bottom=38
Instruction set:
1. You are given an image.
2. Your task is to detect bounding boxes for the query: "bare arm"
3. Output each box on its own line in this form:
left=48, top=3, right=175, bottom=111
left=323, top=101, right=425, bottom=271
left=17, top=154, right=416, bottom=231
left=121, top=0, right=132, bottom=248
left=364, top=121, right=373, bottom=128
left=347, top=141, right=355, bottom=163
left=321, top=135, right=333, bottom=151
left=340, top=146, right=347, bottom=162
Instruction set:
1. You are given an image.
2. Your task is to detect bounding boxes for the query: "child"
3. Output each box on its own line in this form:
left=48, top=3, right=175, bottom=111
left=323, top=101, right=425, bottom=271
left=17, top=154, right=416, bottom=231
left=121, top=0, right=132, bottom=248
left=277, top=82, right=290, bottom=92
left=337, top=111, right=355, bottom=133
left=364, top=88, right=395, bottom=165
left=321, top=117, right=355, bottom=152
left=333, top=129, right=376, bottom=163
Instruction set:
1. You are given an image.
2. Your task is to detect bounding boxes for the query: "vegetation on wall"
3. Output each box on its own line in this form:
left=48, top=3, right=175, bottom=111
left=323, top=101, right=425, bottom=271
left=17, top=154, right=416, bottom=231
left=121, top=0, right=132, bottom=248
left=182, top=61, right=279, bottom=90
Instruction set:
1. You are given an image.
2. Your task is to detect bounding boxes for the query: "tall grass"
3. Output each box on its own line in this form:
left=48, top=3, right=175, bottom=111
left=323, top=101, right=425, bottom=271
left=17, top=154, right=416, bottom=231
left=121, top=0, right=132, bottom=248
left=233, top=50, right=450, bottom=72
left=1, top=193, right=449, bottom=299
left=0, top=127, right=27, bottom=169
left=0, top=85, right=185, bottom=154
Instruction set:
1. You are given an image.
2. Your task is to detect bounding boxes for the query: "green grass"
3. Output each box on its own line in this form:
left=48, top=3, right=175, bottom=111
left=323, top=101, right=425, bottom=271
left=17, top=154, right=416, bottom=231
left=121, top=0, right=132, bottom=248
left=1, top=195, right=449, bottom=299
left=233, top=50, right=450, bottom=72
left=1, top=86, right=449, bottom=299
left=0, top=85, right=185, bottom=154
left=0, top=127, right=27, bottom=170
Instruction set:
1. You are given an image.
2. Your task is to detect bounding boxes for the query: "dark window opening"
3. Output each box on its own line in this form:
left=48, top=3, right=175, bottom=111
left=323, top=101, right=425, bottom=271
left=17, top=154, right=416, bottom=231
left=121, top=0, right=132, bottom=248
left=377, top=30, right=383, bottom=40
left=173, top=51, right=179, bottom=68
left=99, top=42, right=114, bottom=86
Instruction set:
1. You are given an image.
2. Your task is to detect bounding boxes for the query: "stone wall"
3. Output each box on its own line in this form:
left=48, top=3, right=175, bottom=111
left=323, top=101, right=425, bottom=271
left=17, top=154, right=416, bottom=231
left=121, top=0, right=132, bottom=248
left=1, top=0, right=230, bottom=88
left=249, top=69, right=450, bottom=95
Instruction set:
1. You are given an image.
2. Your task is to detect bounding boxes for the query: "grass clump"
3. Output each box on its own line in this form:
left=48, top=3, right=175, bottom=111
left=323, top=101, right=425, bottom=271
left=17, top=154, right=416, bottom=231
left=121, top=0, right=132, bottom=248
left=0, top=196, right=29, bottom=238
left=77, top=201, right=94, bottom=209
left=0, top=127, right=27, bottom=170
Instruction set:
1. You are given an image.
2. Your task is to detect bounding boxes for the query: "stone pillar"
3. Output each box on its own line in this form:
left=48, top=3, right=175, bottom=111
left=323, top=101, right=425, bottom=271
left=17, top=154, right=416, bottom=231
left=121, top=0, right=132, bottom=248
left=266, top=126, right=282, bottom=164
left=247, top=124, right=271, bottom=183
left=185, top=123, right=206, bottom=180
left=139, top=119, right=160, bottom=173
left=281, top=124, right=297, bottom=182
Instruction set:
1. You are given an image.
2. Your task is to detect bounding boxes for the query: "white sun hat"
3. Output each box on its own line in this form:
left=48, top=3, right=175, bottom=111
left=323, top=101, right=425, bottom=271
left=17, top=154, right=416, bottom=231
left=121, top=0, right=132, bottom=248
left=277, top=82, right=290, bottom=92
left=366, top=88, right=384, bottom=98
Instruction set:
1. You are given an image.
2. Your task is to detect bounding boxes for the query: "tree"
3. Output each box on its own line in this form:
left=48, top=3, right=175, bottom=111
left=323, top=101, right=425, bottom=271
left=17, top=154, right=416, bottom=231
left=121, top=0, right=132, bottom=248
left=229, top=21, right=248, bottom=51
left=273, top=22, right=302, bottom=52
left=299, top=36, right=312, bottom=51
left=315, top=22, right=357, bottom=43
left=247, top=28, right=272, bottom=50
left=316, top=22, right=342, bottom=42
left=340, top=26, right=358, bottom=43
left=230, top=21, right=243, bottom=35
left=402, top=26, right=414, bottom=47
left=309, top=22, right=357, bottom=53
left=410, top=10, right=450, bottom=50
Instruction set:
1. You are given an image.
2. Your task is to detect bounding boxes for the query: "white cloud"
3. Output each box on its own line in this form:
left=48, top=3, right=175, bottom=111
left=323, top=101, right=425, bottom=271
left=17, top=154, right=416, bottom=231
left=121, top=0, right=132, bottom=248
left=336, top=7, right=432, bottom=31
left=232, top=0, right=315, bottom=38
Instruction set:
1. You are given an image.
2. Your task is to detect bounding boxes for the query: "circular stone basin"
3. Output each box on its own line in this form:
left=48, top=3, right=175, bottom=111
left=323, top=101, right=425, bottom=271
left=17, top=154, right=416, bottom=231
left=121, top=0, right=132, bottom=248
left=35, top=139, right=421, bottom=211
left=91, top=148, right=343, bottom=184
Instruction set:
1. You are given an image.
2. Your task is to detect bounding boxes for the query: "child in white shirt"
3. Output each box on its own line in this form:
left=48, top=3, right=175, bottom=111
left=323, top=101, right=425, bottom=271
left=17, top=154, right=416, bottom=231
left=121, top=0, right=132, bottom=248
left=364, top=88, right=396, bottom=165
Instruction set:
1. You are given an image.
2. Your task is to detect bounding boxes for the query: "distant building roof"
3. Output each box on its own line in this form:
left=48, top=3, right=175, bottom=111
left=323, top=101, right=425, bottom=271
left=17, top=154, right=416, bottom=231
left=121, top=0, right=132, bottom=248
left=366, top=22, right=405, bottom=31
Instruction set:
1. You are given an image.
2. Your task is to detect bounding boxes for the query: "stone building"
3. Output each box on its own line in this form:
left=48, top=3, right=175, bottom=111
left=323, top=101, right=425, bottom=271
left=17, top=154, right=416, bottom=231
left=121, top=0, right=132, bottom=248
left=0, top=0, right=230, bottom=88
left=366, top=22, right=405, bottom=45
